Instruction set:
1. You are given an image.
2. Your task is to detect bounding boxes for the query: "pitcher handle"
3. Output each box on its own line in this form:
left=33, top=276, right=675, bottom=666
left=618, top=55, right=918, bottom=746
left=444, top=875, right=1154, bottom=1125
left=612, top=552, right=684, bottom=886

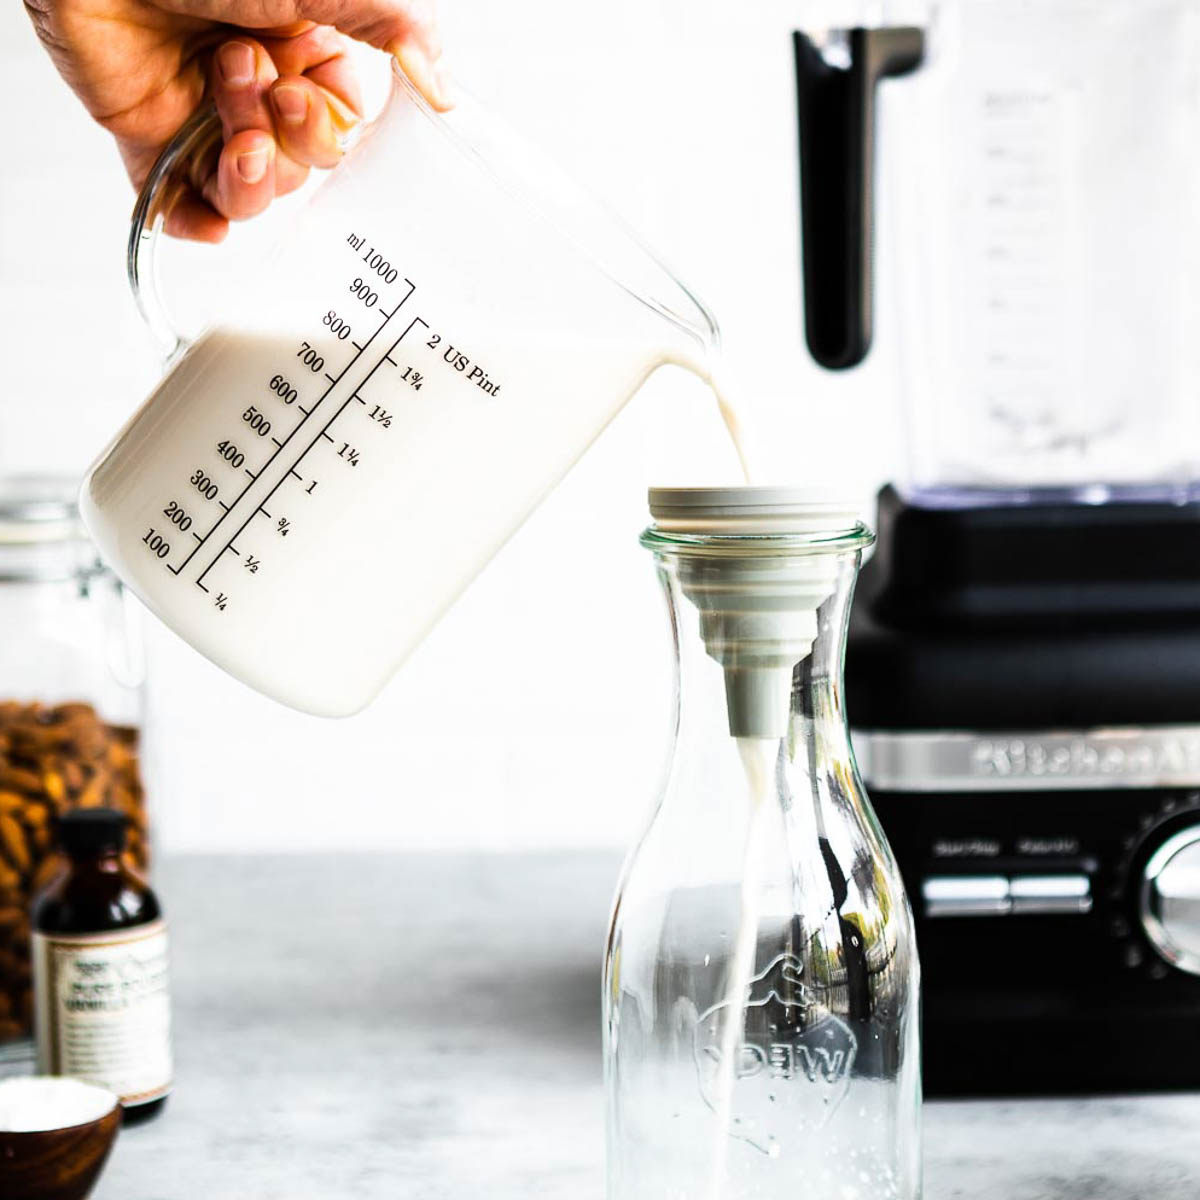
left=127, top=103, right=224, bottom=361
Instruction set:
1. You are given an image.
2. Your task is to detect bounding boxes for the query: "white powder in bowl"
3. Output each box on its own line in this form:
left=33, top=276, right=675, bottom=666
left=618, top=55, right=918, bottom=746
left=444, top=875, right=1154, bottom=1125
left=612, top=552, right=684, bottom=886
left=0, top=1077, right=118, bottom=1132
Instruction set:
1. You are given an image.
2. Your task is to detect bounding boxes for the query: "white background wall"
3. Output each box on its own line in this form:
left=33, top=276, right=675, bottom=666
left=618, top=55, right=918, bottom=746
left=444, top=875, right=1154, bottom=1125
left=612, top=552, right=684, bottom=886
left=0, top=0, right=902, bottom=852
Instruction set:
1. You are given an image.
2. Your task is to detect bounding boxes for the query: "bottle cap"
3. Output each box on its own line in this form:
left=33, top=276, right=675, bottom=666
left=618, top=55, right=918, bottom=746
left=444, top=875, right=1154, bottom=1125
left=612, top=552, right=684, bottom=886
left=57, top=809, right=128, bottom=856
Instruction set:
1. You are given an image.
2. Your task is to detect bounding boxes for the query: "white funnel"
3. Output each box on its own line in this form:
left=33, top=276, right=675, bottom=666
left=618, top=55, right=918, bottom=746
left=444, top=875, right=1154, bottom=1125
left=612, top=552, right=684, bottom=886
left=649, top=488, right=862, bottom=739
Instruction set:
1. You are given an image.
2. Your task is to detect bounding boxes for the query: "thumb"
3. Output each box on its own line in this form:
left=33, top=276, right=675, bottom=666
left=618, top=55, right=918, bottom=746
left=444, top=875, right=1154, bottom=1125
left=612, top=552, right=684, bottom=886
left=301, top=0, right=448, bottom=102
left=172, top=0, right=453, bottom=109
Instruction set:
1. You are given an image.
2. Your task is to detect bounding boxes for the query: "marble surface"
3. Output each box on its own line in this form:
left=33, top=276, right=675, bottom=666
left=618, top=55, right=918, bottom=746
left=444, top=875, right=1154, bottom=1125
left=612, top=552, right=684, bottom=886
left=67, top=853, right=1200, bottom=1198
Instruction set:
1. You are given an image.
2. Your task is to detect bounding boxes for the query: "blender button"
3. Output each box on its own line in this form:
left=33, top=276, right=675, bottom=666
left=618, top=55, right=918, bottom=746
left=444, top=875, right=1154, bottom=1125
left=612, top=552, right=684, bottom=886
left=923, top=876, right=1011, bottom=918
left=1009, top=874, right=1092, bottom=915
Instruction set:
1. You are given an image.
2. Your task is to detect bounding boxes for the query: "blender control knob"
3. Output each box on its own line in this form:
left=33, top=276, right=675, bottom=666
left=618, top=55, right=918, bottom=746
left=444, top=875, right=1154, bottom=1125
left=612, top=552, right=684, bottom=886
left=1140, top=827, right=1200, bottom=976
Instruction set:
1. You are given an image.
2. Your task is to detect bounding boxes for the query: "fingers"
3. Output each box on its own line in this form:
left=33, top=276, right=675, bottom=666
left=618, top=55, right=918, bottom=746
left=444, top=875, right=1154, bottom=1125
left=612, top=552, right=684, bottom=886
left=273, top=158, right=311, bottom=199
left=269, top=75, right=341, bottom=169
left=203, top=32, right=330, bottom=224
left=207, top=38, right=282, bottom=221
left=202, top=129, right=277, bottom=223
left=393, top=39, right=454, bottom=112
left=164, top=195, right=229, bottom=244
left=258, top=24, right=363, bottom=127
left=212, top=39, right=278, bottom=142
left=157, top=0, right=451, bottom=243
left=157, top=0, right=453, bottom=110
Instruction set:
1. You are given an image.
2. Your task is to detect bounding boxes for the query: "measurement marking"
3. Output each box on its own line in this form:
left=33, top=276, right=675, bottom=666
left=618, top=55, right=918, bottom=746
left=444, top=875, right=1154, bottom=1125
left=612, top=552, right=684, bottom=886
left=298, top=404, right=312, bottom=416
left=194, top=279, right=418, bottom=587
left=385, top=354, right=398, bottom=366
left=228, top=546, right=241, bottom=557
left=168, top=563, right=183, bottom=576
left=375, top=283, right=415, bottom=326
left=320, top=431, right=334, bottom=443
left=196, top=581, right=210, bottom=594
left=191, top=531, right=203, bottom=541
left=201, top=317, right=423, bottom=586
left=217, top=500, right=231, bottom=511
left=244, top=468, right=257, bottom=479
left=259, top=507, right=272, bottom=520
left=353, top=394, right=366, bottom=405
left=351, top=340, right=364, bottom=350
left=270, top=436, right=284, bottom=447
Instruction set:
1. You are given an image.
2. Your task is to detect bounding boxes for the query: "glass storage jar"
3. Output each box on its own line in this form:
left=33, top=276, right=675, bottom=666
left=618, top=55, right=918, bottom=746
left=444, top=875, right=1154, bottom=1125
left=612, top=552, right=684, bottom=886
left=0, top=477, right=148, bottom=1058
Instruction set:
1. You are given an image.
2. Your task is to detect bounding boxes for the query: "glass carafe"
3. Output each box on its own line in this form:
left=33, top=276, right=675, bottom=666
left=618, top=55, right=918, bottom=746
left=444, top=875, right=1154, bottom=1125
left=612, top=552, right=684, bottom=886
left=796, top=0, right=1200, bottom=503
left=81, top=61, right=719, bottom=716
left=605, top=490, right=921, bottom=1199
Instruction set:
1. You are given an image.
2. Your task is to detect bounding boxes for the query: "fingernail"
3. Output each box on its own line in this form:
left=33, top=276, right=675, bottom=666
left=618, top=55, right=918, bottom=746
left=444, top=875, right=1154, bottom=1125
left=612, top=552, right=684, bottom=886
left=236, top=145, right=271, bottom=185
left=218, top=41, right=256, bottom=87
left=272, top=85, right=308, bottom=127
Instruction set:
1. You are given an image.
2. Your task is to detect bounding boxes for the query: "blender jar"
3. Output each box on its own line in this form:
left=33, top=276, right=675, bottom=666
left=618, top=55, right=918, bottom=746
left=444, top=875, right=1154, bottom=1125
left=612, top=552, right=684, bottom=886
left=796, top=0, right=1200, bottom=501
left=0, top=477, right=148, bottom=1054
left=605, top=490, right=921, bottom=1199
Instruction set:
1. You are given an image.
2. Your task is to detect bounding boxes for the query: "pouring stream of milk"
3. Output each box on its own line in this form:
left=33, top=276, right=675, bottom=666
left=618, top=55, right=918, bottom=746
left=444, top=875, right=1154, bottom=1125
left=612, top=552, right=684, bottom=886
left=709, top=736, right=775, bottom=1199
left=689, top=359, right=765, bottom=1194
left=708, top=366, right=756, bottom=485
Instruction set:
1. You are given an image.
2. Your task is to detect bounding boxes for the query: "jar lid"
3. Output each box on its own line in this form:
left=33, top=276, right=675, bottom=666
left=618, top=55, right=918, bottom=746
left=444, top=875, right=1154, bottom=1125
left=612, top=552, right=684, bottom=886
left=647, top=486, right=863, bottom=534
left=0, top=476, right=84, bottom=545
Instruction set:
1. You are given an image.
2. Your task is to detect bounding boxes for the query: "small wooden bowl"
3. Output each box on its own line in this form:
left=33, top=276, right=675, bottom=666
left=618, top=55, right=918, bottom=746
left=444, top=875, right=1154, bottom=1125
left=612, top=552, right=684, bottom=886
left=0, top=1078, right=121, bottom=1200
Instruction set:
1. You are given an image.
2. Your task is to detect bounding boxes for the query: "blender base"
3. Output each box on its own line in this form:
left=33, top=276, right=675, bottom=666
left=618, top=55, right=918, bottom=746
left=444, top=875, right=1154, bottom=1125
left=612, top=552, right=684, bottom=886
left=849, top=485, right=1200, bottom=1094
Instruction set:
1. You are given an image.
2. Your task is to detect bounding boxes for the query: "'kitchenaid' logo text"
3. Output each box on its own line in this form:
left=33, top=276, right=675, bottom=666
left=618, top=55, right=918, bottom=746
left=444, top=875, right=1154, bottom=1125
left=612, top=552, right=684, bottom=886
left=971, top=735, right=1200, bottom=782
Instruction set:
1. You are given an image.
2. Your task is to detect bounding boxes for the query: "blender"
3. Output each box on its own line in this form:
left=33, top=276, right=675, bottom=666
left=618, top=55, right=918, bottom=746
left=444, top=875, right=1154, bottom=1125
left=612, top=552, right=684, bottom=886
left=796, top=0, right=1200, bottom=1091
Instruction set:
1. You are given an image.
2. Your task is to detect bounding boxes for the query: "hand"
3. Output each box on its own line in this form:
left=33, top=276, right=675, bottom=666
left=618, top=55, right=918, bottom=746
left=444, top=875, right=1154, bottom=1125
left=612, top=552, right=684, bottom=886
left=25, top=0, right=451, bottom=241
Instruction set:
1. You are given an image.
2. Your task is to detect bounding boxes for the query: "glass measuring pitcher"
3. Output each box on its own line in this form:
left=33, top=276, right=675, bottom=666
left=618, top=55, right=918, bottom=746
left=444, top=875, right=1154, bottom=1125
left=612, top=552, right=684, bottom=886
left=796, top=0, right=1200, bottom=502
left=81, top=61, right=719, bottom=715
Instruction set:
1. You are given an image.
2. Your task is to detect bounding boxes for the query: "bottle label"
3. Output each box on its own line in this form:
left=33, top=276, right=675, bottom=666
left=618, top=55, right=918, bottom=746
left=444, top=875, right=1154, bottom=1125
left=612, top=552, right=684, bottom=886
left=32, top=920, right=172, bottom=1105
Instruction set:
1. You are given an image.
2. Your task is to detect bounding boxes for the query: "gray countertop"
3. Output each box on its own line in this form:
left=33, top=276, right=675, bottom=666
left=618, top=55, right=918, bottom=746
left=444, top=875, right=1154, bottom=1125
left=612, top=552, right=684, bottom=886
left=76, top=853, right=1200, bottom=1198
